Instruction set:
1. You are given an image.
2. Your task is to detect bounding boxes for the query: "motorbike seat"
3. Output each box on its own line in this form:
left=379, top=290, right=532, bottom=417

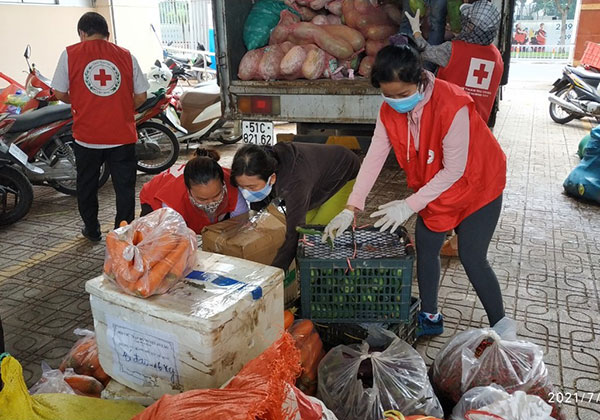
left=136, top=93, right=165, bottom=113
left=180, top=90, right=220, bottom=109
left=8, top=103, right=72, bottom=133
left=571, top=66, right=600, bottom=82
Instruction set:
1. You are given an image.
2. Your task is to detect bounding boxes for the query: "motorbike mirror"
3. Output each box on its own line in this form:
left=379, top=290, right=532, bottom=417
left=24, top=45, right=31, bottom=59
left=155, top=59, right=162, bottom=67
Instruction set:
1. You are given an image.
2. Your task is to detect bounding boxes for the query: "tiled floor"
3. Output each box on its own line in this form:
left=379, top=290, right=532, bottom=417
left=1, top=79, right=599, bottom=418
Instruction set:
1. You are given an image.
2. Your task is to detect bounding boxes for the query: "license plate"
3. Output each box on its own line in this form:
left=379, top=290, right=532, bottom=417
left=242, top=121, right=274, bottom=146
left=9, top=143, right=29, bottom=166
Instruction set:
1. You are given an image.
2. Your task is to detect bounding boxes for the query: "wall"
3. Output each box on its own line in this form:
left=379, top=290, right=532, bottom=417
left=573, top=0, right=600, bottom=64
left=0, top=1, right=161, bottom=88
left=0, top=4, right=97, bottom=87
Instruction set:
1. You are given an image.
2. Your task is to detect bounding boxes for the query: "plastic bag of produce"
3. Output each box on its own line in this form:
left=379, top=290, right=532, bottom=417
left=366, top=39, right=389, bottom=56
left=465, top=391, right=554, bottom=420
left=289, top=319, right=326, bottom=395
left=311, top=14, right=330, bottom=25
left=451, top=385, right=510, bottom=419
left=132, top=334, right=304, bottom=420
left=302, top=48, right=335, bottom=79
left=29, top=361, right=76, bottom=395
left=59, top=329, right=110, bottom=386
left=318, top=328, right=443, bottom=420
left=0, top=354, right=144, bottom=420
left=281, top=45, right=313, bottom=79
left=103, top=207, right=197, bottom=298
left=270, top=9, right=301, bottom=44
left=432, top=329, right=554, bottom=408
left=259, top=42, right=294, bottom=80
left=326, top=0, right=343, bottom=15
left=292, top=22, right=354, bottom=59
left=358, top=55, right=375, bottom=77
left=238, top=48, right=265, bottom=80
left=244, top=0, right=298, bottom=50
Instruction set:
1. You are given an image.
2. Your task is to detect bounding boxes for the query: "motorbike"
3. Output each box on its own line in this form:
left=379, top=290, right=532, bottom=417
left=0, top=116, right=40, bottom=225
left=0, top=104, right=110, bottom=196
left=548, top=65, right=600, bottom=125
left=0, top=45, right=57, bottom=113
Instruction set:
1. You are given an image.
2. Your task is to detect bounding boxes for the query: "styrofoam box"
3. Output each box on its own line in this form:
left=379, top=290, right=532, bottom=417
left=86, top=250, right=284, bottom=400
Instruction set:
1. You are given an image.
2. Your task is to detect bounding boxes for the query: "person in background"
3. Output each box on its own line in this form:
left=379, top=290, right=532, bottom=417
left=532, top=23, right=547, bottom=52
left=323, top=43, right=516, bottom=339
left=230, top=143, right=361, bottom=271
left=399, top=0, right=448, bottom=71
left=513, top=23, right=528, bottom=45
left=51, top=12, right=149, bottom=241
left=405, top=0, right=503, bottom=255
left=139, top=148, right=248, bottom=234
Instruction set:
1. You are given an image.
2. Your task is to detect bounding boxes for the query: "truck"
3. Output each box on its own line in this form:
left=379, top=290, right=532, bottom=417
left=212, top=0, right=516, bottom=148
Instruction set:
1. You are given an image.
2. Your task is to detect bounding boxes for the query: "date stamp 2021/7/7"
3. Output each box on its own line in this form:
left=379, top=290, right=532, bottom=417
left=549, top=392, right=600, bottom=404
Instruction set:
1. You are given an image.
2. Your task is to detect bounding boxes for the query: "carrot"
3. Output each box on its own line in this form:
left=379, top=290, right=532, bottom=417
left=64, top=374, right=104, bottom=398
left=132, top=230, right=143, bottom=245
left=147, top=234, right=179, bottom=269
left=169, top=240, right=191, bottom=278
left=134, top=240, right=187, bottom=297
left=300, top=331, right=322, bottom=367
left=119, top=220, right=128, bottom=228
left=92, top=365, right=110, bottom=387
left=103, top=258, right=112, bottom=275
left=289, top=319, right=315, bottom=341
left=284, top=310, right=295, bottom=330
left=106, top=232, right=144, bottom=285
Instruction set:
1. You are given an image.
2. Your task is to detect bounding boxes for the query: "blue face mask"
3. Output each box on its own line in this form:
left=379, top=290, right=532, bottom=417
left=240, top=175, right=274, bottom=203
left=382, top=91, right=424, bottom=113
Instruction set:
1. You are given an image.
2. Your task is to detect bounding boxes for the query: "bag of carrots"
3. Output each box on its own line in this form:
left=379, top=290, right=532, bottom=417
left=103, top=208, right=198, bottom=298
left=59, top=329, right=110, bottom=387
left=288, top=319, right=325, bottom=396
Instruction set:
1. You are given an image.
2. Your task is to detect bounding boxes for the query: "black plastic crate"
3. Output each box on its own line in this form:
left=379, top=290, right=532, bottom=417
left=297, top=226, right=414, bottom=323
left=314, top=297, right=420, bottom=350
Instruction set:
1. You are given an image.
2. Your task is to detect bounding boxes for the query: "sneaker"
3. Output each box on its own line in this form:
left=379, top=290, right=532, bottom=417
left=416, top=312, right=444, bottom=337
left=81, top=227, right=102, bottom=242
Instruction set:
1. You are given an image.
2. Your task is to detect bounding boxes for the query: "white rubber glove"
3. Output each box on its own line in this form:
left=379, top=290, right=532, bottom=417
left=370, top=200, right=414, bottom=233
left=404, top=9, right=421, bottom=35
left=322, top=209, right=354, bottom=243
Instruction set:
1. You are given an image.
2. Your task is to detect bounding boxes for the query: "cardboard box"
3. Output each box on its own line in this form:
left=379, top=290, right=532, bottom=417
left=201, top=205, right=286, bottom=266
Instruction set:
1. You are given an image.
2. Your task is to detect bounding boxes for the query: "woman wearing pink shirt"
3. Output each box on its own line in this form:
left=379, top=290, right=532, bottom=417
left=323, top=41, right=516, bottom=338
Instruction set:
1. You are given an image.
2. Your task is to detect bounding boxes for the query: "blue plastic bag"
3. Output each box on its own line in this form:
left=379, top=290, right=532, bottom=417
left=564, top=125, right=600, bottom=203
left=243, top=0, right=297, bottom=51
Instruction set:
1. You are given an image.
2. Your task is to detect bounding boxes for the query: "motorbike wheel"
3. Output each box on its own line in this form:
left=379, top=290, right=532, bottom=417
left=136, top=121, right=180, bottom=174
left=47, top=140, right=110, bottom=196
left=549, top=87, right=577, bottom=124
left=0, top=165, right=34, bottom=226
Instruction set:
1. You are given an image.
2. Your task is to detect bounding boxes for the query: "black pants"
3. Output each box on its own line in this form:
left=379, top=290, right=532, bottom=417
left=415, top=194, right=505, bottom=326
left=140, top=203, right=153, bottom=217
left=74, top=143, right=136, bottom=230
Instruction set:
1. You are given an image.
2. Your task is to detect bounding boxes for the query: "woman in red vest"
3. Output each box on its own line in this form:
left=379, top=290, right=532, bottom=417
left=139, top=148, right=248, bottom=234
left=323, top=43, right=516, bottom=338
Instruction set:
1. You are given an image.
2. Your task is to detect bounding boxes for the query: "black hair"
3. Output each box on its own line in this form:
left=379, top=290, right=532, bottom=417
left=183, top=148, right=223, bottom=189
left=230, top=145, right=278, bottom=188
left=371, top=45, right=425, bottom=89
left=77, top=12, right=110, bottom=38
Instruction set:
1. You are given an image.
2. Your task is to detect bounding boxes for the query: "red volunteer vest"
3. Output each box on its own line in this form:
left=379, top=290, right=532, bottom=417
left=436, top=40, right=503, bottom=123
left=139, top=165, right=239, bottom=234
left=67, top=39, right=137, bottom=144
left=380, top=79, right=506, bottom=232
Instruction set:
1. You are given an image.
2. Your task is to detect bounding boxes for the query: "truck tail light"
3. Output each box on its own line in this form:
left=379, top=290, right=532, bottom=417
left=238, top=96, right=280, bottom=115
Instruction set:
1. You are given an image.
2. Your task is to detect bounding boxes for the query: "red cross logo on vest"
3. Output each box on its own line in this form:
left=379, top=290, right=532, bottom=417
left=83, top=59, right=121, bottom=97
left=465, top=58, right=495, bottom=91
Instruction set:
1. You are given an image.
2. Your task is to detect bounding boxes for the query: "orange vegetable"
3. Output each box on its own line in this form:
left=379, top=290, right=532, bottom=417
left=132, top=230, right=143, bottom=245
left=284, top=310, right=295, bottom=330
left=289, top=319, right=315, bottom=341
left=64, top=374, right=104, bottom=398
left=134, top=238, right=189, bottom=297
left=119, top=220, right=128, bottom=228
left=169, top=240, right=191, bottom=278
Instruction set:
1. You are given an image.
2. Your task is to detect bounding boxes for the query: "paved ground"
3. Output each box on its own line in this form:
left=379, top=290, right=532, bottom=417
left=1, top=71, right=599, bottom=418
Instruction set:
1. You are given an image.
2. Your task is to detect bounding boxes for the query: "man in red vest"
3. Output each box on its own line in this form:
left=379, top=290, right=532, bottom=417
left=52, top=12, right=149, bottom=241
left=405, top=0, right=503, bottom=124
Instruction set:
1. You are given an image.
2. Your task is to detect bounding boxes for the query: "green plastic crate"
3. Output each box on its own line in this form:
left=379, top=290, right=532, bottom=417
left=297, top=226, right=414, bottom=323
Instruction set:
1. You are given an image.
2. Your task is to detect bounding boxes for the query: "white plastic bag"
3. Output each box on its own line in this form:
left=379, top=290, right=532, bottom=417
left=466, top=391, right=554, bottom=420
left=451, top=385, right=510, bottom=420
left=432, top=329, right=553, bottom=406
left=317, top=328, right=443, bottom=420
left=29, top=361, right=75, bottom=395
